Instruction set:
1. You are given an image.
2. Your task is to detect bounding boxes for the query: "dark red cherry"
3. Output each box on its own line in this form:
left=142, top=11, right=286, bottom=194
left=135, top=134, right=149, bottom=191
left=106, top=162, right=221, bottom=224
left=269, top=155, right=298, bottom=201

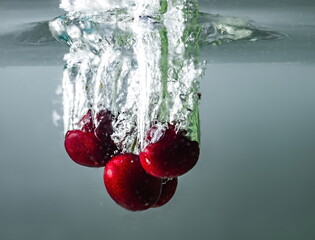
left=144, top=123, right=177, bottom=144
left=104, top=153, right=162, bottom=211
left=152, top=178, right=178, bottom=208
left=95, top=110, right=119, bottom=159
left=95, top=110, right=114, bottom=141
left=78, top=109, right=95, bottom=132
left=64, top=130, right=105, bottom=167
left=65, top=109, right=119, bottom=167
left=140, top=124, right=200, bottom=178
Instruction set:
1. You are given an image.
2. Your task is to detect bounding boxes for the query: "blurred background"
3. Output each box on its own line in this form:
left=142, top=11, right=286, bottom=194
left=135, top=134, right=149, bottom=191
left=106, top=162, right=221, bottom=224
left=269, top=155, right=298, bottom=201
left=0, top=0, right=315, bottom=240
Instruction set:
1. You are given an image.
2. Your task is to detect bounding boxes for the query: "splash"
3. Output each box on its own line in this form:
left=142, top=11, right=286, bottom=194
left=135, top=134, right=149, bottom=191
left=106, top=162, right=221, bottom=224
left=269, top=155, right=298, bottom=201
left=49, top=0, right=284, bottom=152
left=50, top=1, right=201, bottom=152
left=47, top=0, right=287, bottom=211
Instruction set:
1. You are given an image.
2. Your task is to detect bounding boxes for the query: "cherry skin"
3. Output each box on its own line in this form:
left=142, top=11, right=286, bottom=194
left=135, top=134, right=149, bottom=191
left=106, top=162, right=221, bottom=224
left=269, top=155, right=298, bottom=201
left=104, top=153, right=162, bottom=211
left=78, top=109, right=95, bottom=133
left=140, top=124, right=200, bottom=178
left=95, top=110, right=114, bottom=141
left=94, top=110, right=119, bottom=160
left=152, top=178, right=178, bottom=208
left=64, top=130, right=104, bottom=167
left=64, top=109, right=118, bottom=167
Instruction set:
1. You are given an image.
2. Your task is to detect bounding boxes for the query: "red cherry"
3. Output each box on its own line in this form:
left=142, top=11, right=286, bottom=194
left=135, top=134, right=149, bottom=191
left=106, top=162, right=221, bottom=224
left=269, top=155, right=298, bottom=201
left=64, top=109, right=120, bottom=167
left=104, top=153, right=162, bottom=211
left=64, top=130, right=105, bottom=167
left=152, top=178, right=178, bottom=208
left=145, top=123, right=185, bottom=144
left=95, top=110, right=119, bottom=160
left=78, top=109, right=95, bottom=133
left=95, top=110, right=114, bottom=141
left=140, top=124, right=200, bottom=178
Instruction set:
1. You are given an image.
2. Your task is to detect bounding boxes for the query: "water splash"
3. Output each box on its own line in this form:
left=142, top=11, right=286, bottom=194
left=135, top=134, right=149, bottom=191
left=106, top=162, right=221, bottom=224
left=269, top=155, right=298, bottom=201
left=48, top=0, right=284, bottom=152
left=48, top=11, right=284, bottom=47
left=1, top=10, right=284, bottom=47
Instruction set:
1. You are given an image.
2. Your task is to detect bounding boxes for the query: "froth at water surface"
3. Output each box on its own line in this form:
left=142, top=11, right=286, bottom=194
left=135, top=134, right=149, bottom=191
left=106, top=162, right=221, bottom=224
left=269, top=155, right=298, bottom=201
left=60, top=0, right=159, bottom=14
left=18, top=12, right=283, bottom=46
left=0, top=5, right=291, bottom=67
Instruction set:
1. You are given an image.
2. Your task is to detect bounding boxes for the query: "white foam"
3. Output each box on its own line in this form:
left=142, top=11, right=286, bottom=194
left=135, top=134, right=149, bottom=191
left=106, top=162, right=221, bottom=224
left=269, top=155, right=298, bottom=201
left=60, top=0, right=161, bottom=15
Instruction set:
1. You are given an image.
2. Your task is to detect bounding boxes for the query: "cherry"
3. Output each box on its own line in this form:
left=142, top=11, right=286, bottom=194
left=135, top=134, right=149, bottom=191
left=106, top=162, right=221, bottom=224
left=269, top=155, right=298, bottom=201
left=152, top=178, right=178, bottom=208
left=64, top=130, right=104, bottom=167
left=78, top=109, right=95, bottom=133
left=104, top=153, right=162, bottom=211
left=95, top=109, right=119, bottom=160
left=64, top=109, right=118, bottom=167
left=95, top=110, right=115, bottom=141
left=140, top=124, right=200, bottom=178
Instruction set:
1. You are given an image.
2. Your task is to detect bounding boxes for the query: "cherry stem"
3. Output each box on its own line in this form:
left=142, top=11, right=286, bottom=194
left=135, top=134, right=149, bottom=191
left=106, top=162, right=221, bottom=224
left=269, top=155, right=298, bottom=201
left=131, top=136, right=138, bottom=153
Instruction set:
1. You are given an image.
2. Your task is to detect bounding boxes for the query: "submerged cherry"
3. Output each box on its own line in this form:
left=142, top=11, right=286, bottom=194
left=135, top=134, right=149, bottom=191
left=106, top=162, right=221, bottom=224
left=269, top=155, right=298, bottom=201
left=95, top=109, right=119, bottom=160
left=64, top=109, right=118, bottom=167
left=152, top=178, right=178, bottom=208
left=95, top=110, right=114, bottom=141
left=140, top=124, right=200, bottom=178
left=104, top=153, right=162, bottom=211
left=64, top=130, right=104, bottom=167
left=78, top=109, right=95, bottom=133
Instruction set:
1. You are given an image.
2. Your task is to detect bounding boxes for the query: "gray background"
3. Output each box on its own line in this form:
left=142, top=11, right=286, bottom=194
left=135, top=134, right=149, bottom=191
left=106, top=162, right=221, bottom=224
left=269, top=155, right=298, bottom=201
left=0, top=1, right=315, bottom=240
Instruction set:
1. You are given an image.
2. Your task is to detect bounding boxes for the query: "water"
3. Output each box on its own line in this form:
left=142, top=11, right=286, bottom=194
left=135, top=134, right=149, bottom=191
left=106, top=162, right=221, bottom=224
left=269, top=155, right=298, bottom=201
left=48, top=1, right=282, bottom=151
left=1, top=0, right=315, bottom=239
left=50, top=8, right=202, bottom=151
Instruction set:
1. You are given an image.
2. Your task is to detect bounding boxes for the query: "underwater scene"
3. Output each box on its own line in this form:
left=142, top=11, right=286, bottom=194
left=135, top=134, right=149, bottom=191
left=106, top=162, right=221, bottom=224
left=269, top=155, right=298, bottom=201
left=0, top=0, right=315, bottom=239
